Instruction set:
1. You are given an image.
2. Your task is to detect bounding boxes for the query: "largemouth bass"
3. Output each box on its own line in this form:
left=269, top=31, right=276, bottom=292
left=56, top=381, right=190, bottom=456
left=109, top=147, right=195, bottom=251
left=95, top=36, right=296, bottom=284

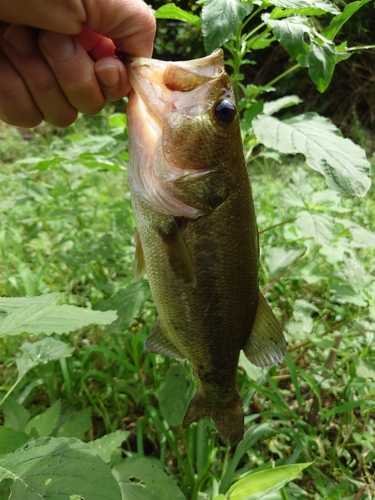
left=119, top=49, right=286, bottom=446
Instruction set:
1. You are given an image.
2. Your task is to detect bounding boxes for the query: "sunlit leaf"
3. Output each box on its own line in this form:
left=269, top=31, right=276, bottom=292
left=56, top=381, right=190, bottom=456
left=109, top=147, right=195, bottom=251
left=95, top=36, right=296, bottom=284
left=155, top=4, right=201, bottom=26
left=253, top=113, right=371, bottom=197
left=296, top=211, right=334, bottom=246
left=267, top=0, right=339, bottom=13
left=88, top=430, right=130, bottom=463
left=322, top=0, right=372, bottom=40
left=263, top=95, right=303, bottom=115
left=265, top=247, right=304, bottom=275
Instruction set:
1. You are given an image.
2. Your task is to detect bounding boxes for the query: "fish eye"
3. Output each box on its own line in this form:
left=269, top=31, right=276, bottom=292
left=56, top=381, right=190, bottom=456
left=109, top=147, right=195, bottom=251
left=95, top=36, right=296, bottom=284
left=214, top=99, right=236, bottom=124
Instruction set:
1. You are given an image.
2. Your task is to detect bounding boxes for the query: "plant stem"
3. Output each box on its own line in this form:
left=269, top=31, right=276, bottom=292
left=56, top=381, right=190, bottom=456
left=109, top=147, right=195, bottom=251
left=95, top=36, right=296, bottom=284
left=267, top=63, right=300, bottom=88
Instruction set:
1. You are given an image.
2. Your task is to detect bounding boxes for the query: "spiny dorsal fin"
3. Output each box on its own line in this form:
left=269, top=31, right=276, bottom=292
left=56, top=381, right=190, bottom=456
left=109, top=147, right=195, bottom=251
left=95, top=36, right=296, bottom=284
left=158, top=219, right=196, bottom=287
left=144, top=317, right=185, bottom=360
left=134, top=229, right=146, bottom=280
left=243, top=290, right=286, bottom=367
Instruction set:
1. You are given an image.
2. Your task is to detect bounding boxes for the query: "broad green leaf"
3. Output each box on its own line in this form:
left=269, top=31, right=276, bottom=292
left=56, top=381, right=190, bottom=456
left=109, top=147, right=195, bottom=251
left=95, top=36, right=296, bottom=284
left=94, top=281, right=150, bottom=333
left=2, top=401, right=30, bottom=432
left=252, top=113, right=371, bottom=197
left=227, top=463, right=312, bottom=500
left=0, top=437, right=121, bottom=500
left=322, top=0, right=372, bottom=40
left=16, top=338, right=74, bottom=380
left=336, top=219, right=375, bottom=248
left=330, top=285, right=367, bottom=307
left=113, top=457, right=186, bottom=500
left=264, top=15, right=336, bottom=91
left=265, top=247, right=304, bottom=275
left=56, top=407, right=92, bottom=439
left=88, top=430, right=130, bottom=463
left=0, top=294, right=117, bottom=337
left=24, top=400, right=62, bottom=438
left=108, top=113, right=127, bottom=128
left=155, top=4, right=201, bottom=26
left=156, top=364, right=195, bottom=427
left=263, top=95, right=302, bottom=115
left=296, top=210, right=334, bottom=246
left=0, top=427, right=30, bottom=455
left=267, top=0, right=339, bottom=13
left=202, top=0, right=253, bottom=53
left=239, top=352, right=265, bottom=381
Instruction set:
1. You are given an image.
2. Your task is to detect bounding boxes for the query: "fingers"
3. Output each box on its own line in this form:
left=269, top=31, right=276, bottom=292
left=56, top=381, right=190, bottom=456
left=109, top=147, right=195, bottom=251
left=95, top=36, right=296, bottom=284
left=0, top=24, right=77, bottom=127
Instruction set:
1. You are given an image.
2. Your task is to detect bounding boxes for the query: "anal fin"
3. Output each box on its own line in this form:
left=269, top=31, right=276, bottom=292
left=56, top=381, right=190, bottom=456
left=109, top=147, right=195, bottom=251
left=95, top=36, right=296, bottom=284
left=158, top=218, right=196, bottom=287
left=144, top=317, right=185, bottom=360
left=243, top=290, right=286, bottom=367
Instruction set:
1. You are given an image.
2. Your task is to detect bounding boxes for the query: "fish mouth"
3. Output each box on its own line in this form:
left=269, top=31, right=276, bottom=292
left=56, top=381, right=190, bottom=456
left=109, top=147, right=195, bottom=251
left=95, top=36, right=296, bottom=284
left=123, top=50, right=227, bottom=217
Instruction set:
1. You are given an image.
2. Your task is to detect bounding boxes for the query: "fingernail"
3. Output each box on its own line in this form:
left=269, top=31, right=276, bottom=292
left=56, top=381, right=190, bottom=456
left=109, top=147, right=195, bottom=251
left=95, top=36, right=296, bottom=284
left=40, top=32, right=76, bottom=62
left=95, top=65, right=120, bottom=89
left=3, top=25, right=32, bottom=54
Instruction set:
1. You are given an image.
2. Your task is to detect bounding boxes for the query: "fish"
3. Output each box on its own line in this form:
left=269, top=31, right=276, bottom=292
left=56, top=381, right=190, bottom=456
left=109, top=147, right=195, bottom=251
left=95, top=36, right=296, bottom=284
left=118, top=48, right=286, bottom=446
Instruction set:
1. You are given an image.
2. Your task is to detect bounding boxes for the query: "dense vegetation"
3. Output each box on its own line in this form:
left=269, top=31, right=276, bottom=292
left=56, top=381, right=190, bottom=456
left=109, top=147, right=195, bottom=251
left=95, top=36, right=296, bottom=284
left=1, top=1, right=374, bottom=499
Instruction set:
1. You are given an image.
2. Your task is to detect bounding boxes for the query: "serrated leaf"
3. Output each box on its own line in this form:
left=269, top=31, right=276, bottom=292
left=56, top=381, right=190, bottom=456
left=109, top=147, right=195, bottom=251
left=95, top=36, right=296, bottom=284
left=0, top=427, right=30, bottom=455
left=155, top=4, right=201, bottom=26
left=202, top=0, right=253, bottom=53
left=336, top=219, right=375, bottom=248
left=88, top=431, right=130, bottom=463
left=252, top=113, right=371, bottom=197
left=263, top=95, right=302, bottom=115
left=264, top=15, right=336, bottom=91
left=156, top=364, right=195, bottom=427
left=265, top=247, right=304, bottom=275
left=322, top=0, right=372, bottom=40
left=228, top=463, right=312, bottom=500
left=0, top=296, right=117, bottom=337
left=0, top=436, right=121, bottom=500
left=112, top=457, right=186, bottom=500
left=16, top=338, right=74, bottom=380
left=268, top=0, right=339, bottom=13
left=296, top=210, right=334, bottom=245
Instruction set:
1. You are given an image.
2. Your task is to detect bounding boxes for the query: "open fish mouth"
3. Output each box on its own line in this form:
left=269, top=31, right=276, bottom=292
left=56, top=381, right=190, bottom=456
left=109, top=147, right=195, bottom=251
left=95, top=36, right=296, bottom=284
left=120, top=49, right=232, bottom=218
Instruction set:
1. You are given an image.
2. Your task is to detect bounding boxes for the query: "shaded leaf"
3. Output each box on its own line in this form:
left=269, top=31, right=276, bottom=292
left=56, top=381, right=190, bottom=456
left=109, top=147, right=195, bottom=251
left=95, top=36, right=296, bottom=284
left=56, top=407, right=92, bottom=439
left=0, top=427, right=30, bottom=455
left=252, top=113, right=371, bottom=197
left=156, top=364, right=195, bottom=427
left=24, top=400, right=61, bottom=438
left=322, top=0, right=372, bottom=40
left=0, top=436, right=121, bottom=500
left=2, top=401, right=30, bottom=432
left=202, top=0, right=253, bottom=53
left=113, top=457, right=186, bottom=500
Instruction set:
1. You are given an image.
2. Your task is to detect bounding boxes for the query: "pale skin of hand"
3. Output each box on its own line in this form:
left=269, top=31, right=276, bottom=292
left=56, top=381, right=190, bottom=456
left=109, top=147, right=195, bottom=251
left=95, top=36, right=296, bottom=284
left=0, top=0, right=156, bottom=127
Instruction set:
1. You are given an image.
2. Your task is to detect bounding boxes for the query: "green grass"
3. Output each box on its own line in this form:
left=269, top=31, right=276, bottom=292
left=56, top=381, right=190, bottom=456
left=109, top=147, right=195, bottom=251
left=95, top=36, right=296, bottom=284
left=0, top=112, right=374, bottom=499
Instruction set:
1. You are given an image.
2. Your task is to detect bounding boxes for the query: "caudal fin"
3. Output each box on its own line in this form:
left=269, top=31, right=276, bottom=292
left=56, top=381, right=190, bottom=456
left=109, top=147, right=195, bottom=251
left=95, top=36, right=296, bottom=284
left=182, top=392, right=244, bottom=446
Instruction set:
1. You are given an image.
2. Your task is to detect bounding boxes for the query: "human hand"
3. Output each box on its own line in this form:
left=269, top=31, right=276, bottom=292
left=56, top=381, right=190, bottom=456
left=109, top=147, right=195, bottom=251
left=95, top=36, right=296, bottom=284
left=0, top=0, right=156, bottom=127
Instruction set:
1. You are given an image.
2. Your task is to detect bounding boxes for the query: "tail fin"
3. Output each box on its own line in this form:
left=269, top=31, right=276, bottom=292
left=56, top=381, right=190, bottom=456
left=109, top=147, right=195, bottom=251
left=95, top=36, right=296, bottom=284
left=182, top=392, right=244, bottom=446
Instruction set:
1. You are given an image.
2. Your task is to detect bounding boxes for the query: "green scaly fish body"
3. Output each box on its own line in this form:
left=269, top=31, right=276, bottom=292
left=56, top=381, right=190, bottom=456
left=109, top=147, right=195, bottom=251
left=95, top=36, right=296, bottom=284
left=124, top=49, right=285, bottom=446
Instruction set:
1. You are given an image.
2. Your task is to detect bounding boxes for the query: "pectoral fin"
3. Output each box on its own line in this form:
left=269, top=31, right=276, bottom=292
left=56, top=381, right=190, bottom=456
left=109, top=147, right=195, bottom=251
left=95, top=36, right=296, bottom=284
left=134, top=229, right=146, bottom=280
left=243, top=290, right=286, bottom=367
left=144, top=318, right=185, bottom=360
left=158, top=219, right=196, bottom=287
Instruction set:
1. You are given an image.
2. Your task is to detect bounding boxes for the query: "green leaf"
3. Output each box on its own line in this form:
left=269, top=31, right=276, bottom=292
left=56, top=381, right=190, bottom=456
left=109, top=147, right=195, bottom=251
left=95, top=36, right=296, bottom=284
left=227, top=463, right=312, bottom=500
left=94, top=282, right=150, bottom=333
left=322, top=400, right=375, bottom=420
left=264, top=15, right=336, bottom=91
left=336, top=219, right=375, bottom=248
left=108, top=113, right=127, bottom=128
left=1, top=401, right=30, bottom=432
left=0, top=294, right=117, bottom=337
left=56, top=407, right=92, bottom=439
left=268, top=0, right=339, bottom=14
left=24, top=400, right=61, bottom=438
left=330, top=285, right=367, bottom=307
left=112, top=457, right=186, bottom=500
left=16, top=338, right=74, bottom=380
left=88, top=430, right=130, bottom=463
left=156, top=364, right=195, bottom=427
left=263, top=95, right=302, bottom=115
left=202, top=0, right=253, bottom=53
left=0, top=436, right=121, bottom=500
left=356, top=360, right=375, bottom=381
left=252, top=113, right=371, bottom=197
left=265, top=247, right=304, bottom=275
left=155, top=4, right=201, bottom=26
left=322, top=0, right=372, bottom=40
left=296, top=210, right=334, bottom=245
left=0, top=427, right=30, bottom=455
